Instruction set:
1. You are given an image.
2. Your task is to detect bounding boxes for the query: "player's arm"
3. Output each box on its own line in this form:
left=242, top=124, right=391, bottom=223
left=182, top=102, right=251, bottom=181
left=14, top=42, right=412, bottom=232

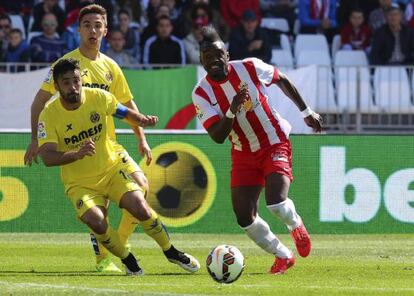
left=122, top=99, right=153, bottom=165
left=24, top=89, right=53, bottom=166
left=39, top=140, right=96, bottom=167
left=113, top=103, right=158, bottom=127
left=275, top=72, right=323, bottom=133
left=207, top=84, right=249, bottom=144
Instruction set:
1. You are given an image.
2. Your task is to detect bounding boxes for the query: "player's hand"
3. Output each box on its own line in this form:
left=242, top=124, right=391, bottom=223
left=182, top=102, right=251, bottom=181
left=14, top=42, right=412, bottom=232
left=137, top=114, right=158, bottom=127
left=304, top=112, right=323, bottom=133
left=76, top=139, right=96, bottom=159
left=138, top=140, right=152, bottom=166
left=24, top=139, right=39, bottom=166
left=230, top=82, right=249, bottom=114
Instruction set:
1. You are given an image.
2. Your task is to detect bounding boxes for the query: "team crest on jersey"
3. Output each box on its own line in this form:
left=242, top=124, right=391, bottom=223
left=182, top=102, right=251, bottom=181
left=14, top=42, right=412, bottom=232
left=76, top=199, right=83, bottom=209
left=37, top=121, right=47, bottom=139
left=90, top=112, right=100, bottom=123
left=105, top=72, right=113, bottom=82
left=43, top=69, right=53, bottom=83
left=195, top=104, right=204, bottom=119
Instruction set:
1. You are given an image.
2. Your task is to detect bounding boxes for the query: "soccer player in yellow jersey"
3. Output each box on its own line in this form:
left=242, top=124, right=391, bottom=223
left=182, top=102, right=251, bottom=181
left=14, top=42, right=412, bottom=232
left=24, top=4, right=160, bottom=272
left=38, top=58, right=200, bottom=275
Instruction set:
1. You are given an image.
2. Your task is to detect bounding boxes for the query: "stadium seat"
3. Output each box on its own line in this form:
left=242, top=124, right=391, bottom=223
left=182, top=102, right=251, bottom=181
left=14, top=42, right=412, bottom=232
left=260, top=18, right=289, bottom=33
left=280, top=34, right=291, bottom=53
left=10, top=15, right=26, bottom=39
left=331, top=34, right=341, bottom=58
left=334, top=51, right=375, bottom=112
left=271, top=49, right=294, bottom=72
left=374, top=67, right=413, bottom=113
left=296, top=50, right=336, bottom=113
left=294, top=34, right=329, bottom=60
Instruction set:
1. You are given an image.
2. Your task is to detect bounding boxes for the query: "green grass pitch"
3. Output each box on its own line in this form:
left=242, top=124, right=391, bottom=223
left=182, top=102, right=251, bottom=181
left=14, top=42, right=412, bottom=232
left=0, top=233, right=413, bottom=296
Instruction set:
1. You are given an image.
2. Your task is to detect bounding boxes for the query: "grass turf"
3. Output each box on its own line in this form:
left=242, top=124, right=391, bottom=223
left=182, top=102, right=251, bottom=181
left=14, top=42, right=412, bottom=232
left=0, top=233, right=413, bottom=296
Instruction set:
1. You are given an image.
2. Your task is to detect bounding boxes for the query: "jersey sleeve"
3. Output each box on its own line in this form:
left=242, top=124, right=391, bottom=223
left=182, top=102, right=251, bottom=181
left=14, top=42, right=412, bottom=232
left=104, top=91, right=119, bottom=116
left=250, top=58, right=279, bottom=86
left=37, top=109, right=58, bottom=147
left=111, top=61, right=133, bottom=104
left=40, top=66, right=57, bottom=95
left=192, top=86, right=220, bottom=130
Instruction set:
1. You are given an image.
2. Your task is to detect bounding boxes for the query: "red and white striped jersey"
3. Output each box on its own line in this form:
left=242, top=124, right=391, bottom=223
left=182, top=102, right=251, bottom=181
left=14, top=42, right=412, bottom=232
left=192, top=58, right=292, bottom=152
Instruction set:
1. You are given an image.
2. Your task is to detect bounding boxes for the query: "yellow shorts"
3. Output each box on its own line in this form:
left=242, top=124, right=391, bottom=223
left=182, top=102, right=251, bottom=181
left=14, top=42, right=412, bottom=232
left=66, top=160, right=142, bottom=218
left=117, top=150, right=142, bottom=175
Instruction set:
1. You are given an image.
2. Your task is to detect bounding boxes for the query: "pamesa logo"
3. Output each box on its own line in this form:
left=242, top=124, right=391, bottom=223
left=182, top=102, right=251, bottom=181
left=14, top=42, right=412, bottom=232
left=139, top=142, right=217, bottom=227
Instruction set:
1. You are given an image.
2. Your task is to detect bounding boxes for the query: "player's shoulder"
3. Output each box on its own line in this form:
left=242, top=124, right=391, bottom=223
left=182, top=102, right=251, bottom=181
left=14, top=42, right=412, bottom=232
left=99, top=52, right=121, bottom=69
left=192, top=76, right=208, bottom=96
left=41, top=97, right=60, bottom=117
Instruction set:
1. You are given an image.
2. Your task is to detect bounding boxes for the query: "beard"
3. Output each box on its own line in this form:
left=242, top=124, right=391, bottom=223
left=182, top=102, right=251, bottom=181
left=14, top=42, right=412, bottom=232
left=63, top=92, right=80, bottom=104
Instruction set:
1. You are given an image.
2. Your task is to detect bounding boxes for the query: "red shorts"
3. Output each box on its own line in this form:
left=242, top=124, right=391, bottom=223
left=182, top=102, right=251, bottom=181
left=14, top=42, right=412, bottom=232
left=231, top=141, right=293, bottom=188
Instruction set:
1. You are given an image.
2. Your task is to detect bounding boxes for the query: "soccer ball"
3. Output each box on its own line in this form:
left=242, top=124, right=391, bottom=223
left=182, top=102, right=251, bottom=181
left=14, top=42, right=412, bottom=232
left=206, top=245, right=245, bottom=284
left=145, top=150, right=208, bottom=219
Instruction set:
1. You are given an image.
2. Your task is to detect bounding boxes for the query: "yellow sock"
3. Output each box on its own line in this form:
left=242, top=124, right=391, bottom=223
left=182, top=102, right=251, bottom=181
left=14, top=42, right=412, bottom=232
left=93, top=226, right=129, bottom=259
left=141, top=209, right=171, bottom=251
left=118, top=209, right=139, bottom=247
left=90, top=233, right=110, bottom=264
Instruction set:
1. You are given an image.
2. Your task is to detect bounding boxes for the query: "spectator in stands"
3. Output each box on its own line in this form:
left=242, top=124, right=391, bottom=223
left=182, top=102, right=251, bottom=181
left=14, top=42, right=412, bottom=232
left=183, top=3, right=210, bottom=64
left=31, top=0, right=65, bottom=35
left=106, top=29, right=137, bottom=66
left=163, top=0, right=190, bottom=38
left=116, top=9, right=140, bottom=60
left=229, top=9, right=272, bottom=63
left=30, top=13, right=67, bottom=63
left=370, top=5, right=414, bottom=64
left=220, top=0, right=261, bottom=29
left=340, top=8, right=371, bottom=52
left=61, top=21, right=80, bottom=51
left=260, top=0, right=297, bottom=31
left=117, top=0, right=144, bottom=28
left=0, top=13, right=11, bottom=62
left=369, top=0, right=394, bottom=31
left=143, top=15, right=186, bottom=65
left=337, top=0, right=378, bottom=27
left=182, top=0, right=230, bottom=42
left=404, top=0, right=414, bottom=27
left=0, top=0, right=33, bottom=28
left=146, top=0, right=162, bottom=26
left=141, top=4, right=170, bottom=48
left=5, top=28, right=29, bottom=72
left=298, top=0, right=338, bottom=43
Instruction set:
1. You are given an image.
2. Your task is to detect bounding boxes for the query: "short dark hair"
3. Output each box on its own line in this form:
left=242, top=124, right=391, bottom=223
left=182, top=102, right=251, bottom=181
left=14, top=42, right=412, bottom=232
left=53, top=58, right=80, bottom=82
left=9, top=28, right=22, bottom=36
left=199, top=26, right=223, bottom=49
left=156, top=14, right=172, bottom=26
left=79, top=4, right=107, bottom=25
left=0, top=13, right=11, bottom=24
left=118, top=9, right=130, bottom=18
left=350, top=7, right=364, bottom=15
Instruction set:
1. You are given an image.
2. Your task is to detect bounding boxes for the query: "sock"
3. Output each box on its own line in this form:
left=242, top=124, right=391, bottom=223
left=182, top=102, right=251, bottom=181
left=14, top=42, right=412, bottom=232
left=93, top=226, right=129, bottom=259
left=90, top=234, right=110, bottom=264
left=118, top=209, right=139, bottom=247
left=140, top=208, right=172, bottom=251
left=242, top=215, right=291, bottom=258
left=267, top=198, right=302, bottom=231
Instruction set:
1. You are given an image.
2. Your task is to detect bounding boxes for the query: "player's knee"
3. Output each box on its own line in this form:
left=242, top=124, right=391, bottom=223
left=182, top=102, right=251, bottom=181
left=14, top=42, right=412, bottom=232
left=81, top=207, right=107, bottom=234
left=131, top=172, right=149, bottom=197
left=120, top=191, right=151, bottom=221
left=236, top=214, right=255, bottom=228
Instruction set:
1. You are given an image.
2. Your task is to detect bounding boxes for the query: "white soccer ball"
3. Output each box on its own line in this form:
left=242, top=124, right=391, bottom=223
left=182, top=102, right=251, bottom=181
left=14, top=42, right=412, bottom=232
left=206, top=244, right=245, bottom=284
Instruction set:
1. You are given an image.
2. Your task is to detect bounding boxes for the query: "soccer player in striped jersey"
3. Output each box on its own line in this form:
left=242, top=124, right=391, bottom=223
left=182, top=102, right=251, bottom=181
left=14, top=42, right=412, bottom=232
left=24, top=4, right=200, bottom=274
left=192, top=27, right=323, bottom=275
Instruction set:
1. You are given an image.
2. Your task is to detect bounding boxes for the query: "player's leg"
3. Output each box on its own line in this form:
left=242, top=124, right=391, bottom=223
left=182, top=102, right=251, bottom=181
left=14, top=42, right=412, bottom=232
left=263, top=141, right=311, bottom=259
left=231, top=186, right=293, bottom=273
left=80, top=205, right=143, bottom=275
left=119, top=188, right=200, bottom=273
left=109, top=166, right=200, bottom=273
left=117, top=152, right=147, bottom=247
left=231, top=148, right=293, bottom=274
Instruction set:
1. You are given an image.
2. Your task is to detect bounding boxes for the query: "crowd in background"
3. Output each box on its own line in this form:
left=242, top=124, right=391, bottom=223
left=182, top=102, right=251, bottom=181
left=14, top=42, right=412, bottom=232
left=0, top=0, right=414, bottom=71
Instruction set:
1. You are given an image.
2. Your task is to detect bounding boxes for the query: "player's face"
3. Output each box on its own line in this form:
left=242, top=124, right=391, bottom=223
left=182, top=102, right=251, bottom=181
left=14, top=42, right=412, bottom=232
left=55, top=70, right=82, bottom=104
left=200, top=41, right=229, bottom=81
left=78, top=13, right=107, bottom=49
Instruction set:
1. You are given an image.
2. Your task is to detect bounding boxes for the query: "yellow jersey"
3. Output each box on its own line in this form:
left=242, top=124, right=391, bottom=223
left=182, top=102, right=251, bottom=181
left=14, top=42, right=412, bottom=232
left=40, top=48, right=133, bottom=151
left=38, top=87, right=120, bottom=188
